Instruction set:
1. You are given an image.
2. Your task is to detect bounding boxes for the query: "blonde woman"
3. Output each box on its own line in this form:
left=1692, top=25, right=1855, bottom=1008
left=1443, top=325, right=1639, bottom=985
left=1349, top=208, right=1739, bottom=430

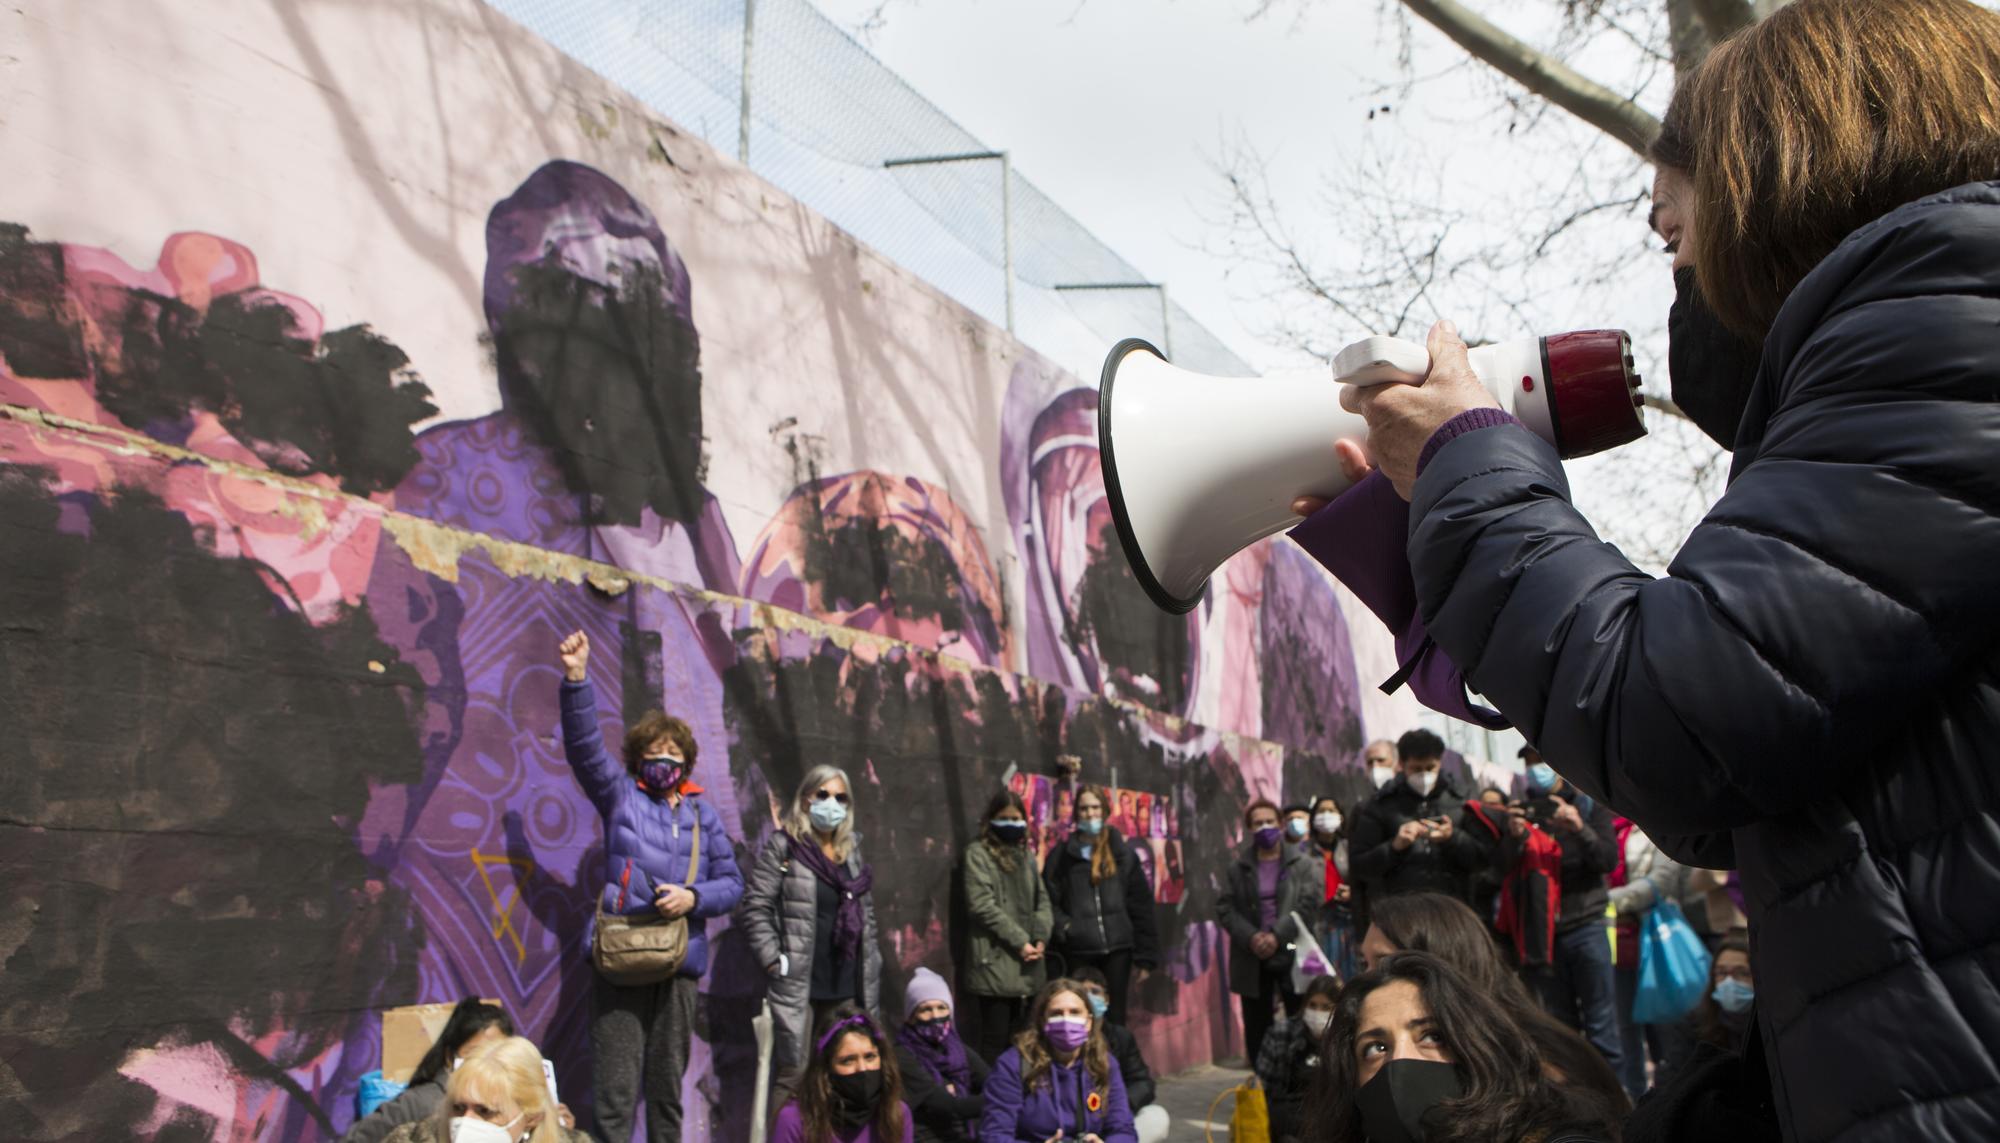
left=381, top=1035, right=590, bottom=1143
left=740, top=764, right=883, bottom=1073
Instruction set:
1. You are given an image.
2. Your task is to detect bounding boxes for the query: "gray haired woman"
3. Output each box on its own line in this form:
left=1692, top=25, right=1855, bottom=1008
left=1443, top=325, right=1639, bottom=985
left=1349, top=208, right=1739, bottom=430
left=739, top=764, right=883, bottom=1073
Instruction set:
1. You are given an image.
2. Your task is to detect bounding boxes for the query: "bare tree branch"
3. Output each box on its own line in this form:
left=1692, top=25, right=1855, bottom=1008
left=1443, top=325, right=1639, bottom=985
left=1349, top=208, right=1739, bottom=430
left=1397, top=0, right=1662, bottom=156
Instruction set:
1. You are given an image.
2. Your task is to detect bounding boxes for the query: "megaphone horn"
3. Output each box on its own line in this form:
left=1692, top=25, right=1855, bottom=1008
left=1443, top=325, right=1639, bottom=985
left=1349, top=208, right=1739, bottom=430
left=1098, top=331, right=1646, bottom=615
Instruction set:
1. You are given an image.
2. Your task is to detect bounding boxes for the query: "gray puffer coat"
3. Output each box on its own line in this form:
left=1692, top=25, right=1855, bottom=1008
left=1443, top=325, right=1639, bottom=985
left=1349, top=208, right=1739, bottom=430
left=737, top=829, right=882, bottom=1070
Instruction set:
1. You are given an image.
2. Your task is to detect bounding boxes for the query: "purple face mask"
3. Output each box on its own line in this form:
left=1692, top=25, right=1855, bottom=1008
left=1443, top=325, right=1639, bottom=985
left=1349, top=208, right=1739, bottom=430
left=1044, top=1015, right=1090, bottom=1052
left=913, top=1016, right=952, bottom=1044
left=639, top=758, right=685, bottom=794
left=1255, top=825, right=1283, bottom=849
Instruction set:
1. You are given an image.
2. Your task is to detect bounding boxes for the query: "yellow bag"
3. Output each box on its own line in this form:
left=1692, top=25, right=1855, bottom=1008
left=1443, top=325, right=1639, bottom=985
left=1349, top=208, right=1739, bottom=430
left=1206, top=1077, right=1271, bottom=1143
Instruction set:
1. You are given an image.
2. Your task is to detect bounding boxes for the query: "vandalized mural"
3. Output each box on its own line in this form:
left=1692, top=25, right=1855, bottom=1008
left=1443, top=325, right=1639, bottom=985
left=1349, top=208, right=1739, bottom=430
left=0, top=2, right=1422, bottom=1139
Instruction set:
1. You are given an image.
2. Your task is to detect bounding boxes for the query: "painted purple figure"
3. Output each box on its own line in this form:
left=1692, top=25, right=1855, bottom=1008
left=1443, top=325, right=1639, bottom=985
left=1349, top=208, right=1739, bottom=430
left=357, top=161, right=749, bottom=1139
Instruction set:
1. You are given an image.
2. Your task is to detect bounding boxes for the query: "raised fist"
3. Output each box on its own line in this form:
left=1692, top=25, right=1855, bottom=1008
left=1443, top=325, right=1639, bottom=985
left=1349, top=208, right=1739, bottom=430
left=559, top=630, right=590, bottom=682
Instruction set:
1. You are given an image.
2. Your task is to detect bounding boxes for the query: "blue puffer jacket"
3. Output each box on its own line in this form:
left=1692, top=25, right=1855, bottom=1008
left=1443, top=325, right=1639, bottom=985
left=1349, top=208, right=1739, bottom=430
left=1407, top=182, right=2000, bottom=1142
left=977, top=1046, right=1134, bottom=1143
left=560, top=677, right=743, bottom=978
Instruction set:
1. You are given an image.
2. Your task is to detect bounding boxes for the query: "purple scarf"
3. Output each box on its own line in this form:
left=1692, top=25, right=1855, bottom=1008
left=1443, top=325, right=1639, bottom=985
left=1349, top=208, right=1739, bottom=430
left=789, top=832, right=874, bottom=960
left=895, top=1018, right=973, bottom=1093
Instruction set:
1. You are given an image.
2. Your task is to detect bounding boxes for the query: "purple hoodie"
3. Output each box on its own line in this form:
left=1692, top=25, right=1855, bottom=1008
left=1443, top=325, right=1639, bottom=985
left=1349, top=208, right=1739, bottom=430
left=978, top=1047, right=1135, bottom=1143
left=560, top=677, right=744, bottom=977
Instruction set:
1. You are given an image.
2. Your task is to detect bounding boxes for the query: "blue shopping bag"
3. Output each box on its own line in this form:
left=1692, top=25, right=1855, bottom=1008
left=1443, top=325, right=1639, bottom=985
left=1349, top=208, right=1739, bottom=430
left=356, top=1070, right=406, bottom=1119
left=1632, top=898, right=1713, bottom=1024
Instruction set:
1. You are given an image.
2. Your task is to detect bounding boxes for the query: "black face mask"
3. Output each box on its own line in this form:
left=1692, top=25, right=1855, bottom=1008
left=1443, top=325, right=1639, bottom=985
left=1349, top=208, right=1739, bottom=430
left=828, top=1067, right=883, bottom=1128
left=1355, top=1058, right=1464, bottom=1143
left=1667, top=265, right=1763, bottom=449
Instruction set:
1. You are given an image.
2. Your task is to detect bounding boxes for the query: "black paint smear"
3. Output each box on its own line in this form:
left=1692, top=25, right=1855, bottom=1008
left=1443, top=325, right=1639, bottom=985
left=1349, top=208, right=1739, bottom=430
left=808, top=515, right=1010, bottom=648
left=489, top=257, right=706, bottom=527
left=712, top=635, right=1238, bottom=1029
left=0, top=469, right=428, bottom=1137
left=1070, top=521, right=1191, bottom=712
left=0, top=223, right=88, bottom=378
left=92, top=287, right=437, bottom=495
left=620, top=618, right=665, bottom=726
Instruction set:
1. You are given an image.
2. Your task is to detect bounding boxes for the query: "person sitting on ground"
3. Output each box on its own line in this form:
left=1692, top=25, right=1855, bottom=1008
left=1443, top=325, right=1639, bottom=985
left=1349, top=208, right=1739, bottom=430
left=893, top=967, right=988, bottom=1143
left=775, top=1003, right=914, bottom=1143
left=978, top=978, right=1136, bottom=1143
left=1070, top=966, right=1167, bottom=1143
left=1687, top=936, right=1755, bottom=1059
left=1253, top=974, right=1340, bottom=1143
left=383, top=1035, right=590, bottom=1143
left=341, top=998, right=512, bottom=1143
left=1306, top=952, right=1620, bottom=1143
left=1357, top=891, right=1629, bottom=1127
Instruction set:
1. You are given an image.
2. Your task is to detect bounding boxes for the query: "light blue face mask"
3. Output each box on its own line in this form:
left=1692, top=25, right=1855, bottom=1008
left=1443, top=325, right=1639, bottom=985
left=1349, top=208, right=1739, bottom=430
left=1528, top=762, right=1557, bottom=791
left=1713, top=977, right=1754, bottom=1014
left=810, top=798, right=848, bottom=831
left=1078, top=818, right=1105, bottom=836
left=1086, top=993, right=1109, bottom=1020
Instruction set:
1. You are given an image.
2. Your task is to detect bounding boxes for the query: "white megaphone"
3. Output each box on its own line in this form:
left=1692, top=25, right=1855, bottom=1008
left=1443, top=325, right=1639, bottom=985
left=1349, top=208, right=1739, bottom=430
left=1098, top=331, right=1646, bottom=614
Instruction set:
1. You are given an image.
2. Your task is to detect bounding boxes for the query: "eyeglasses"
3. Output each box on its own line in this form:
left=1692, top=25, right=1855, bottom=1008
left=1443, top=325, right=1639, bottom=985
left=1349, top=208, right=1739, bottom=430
left=812, top=788, right=852, bottom=806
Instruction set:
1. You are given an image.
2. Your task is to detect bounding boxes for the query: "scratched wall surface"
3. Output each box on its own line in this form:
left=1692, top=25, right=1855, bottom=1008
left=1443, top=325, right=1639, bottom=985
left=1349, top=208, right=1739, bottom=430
left=0, top=2, right=1424, bottom=1139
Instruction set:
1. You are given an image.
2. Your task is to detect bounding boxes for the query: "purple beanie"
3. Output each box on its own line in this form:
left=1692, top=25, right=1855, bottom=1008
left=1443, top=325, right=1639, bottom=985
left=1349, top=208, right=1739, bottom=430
left=904, top=966, right=953, bottom=1020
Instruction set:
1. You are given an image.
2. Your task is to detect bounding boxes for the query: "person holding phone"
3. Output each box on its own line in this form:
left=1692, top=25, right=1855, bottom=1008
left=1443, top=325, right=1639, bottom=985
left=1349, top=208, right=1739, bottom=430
left=1346, top=730, right=1488, bottom=919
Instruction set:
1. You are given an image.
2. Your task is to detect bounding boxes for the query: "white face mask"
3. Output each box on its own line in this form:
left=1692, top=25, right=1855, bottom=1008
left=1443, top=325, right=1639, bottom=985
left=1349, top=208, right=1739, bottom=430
left=1302, top=1008, right=1333, bottom=1036
left=1312, top=812, right=1341, bottom=835
left=1409, top=770, right=1438, bottom=797
left=450, top=1115, right=526, bottom=1143
left=1369, top=765, right=1395, bottom=789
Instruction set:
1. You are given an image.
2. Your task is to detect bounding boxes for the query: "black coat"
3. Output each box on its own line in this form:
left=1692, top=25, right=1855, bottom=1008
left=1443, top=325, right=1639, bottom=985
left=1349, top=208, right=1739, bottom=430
left=1347, top=772, right=1488, bottom=909
left=1042, top=828, right=1160, bottom=966
left=1216, top=844, right=1323, bottom=996
left=1407, top=182, right=2000, bottom=1142
left=895, top=1040, right=990, bottom=1143
left=1101, top=1021, right=1156, bottom=1110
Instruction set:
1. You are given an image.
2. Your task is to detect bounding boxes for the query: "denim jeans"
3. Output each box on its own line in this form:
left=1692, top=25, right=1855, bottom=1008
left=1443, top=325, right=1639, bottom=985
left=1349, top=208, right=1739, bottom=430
left=1529, top=920, right=1623, bottom=1075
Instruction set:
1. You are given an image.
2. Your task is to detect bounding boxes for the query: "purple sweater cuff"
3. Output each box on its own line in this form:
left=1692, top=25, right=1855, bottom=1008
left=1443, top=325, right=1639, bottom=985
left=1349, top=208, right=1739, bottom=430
left=1417, top=408, right=1522, bottom=476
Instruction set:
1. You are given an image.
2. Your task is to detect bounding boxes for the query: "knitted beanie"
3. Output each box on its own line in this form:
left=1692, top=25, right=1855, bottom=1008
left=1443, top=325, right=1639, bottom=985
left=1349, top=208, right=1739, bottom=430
left=904, top=966, right=953, bottom=1020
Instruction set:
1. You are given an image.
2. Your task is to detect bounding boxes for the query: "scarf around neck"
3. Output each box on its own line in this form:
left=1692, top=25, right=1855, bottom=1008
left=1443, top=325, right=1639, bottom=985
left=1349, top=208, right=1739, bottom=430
left=790, top=831, right=874, bottom=960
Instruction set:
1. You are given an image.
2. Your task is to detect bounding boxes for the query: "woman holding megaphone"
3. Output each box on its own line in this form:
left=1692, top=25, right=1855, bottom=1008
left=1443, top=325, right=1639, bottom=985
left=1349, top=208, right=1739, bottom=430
left=1308, top=2, right=2000, bottom=1139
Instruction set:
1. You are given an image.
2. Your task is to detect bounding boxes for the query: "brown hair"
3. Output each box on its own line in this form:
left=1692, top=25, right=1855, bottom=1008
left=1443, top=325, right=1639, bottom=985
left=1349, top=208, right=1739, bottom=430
left=1307, top=953, right=1608, bottom=1143
left=1013, top=978, right=1112, bottom=1098
left=796, top=1003, right=907, bottom=1143
left=622, top=710, right=698, bottom=775
left=1074, top=787, right=1118, bottom=885
left=1693, top=934, right=1754, bottom=1051
left=1242, top=797, right=1280, bottom=832
left=1672, top=0, right=2000, bottom=338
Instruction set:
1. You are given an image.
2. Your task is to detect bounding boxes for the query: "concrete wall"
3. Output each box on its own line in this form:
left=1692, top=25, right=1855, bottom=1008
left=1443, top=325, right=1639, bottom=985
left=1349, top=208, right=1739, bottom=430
left=0, top=1, right=1425, bottom=1138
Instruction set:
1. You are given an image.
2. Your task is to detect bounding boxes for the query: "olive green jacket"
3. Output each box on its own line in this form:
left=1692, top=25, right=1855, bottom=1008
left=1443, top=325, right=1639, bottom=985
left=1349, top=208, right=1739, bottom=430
left=962, top=838, right=1054, bottom=998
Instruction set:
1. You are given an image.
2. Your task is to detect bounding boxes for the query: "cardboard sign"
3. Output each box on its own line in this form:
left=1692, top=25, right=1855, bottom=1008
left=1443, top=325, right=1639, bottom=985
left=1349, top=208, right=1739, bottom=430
left=381, top=999, right=503, bottom=1083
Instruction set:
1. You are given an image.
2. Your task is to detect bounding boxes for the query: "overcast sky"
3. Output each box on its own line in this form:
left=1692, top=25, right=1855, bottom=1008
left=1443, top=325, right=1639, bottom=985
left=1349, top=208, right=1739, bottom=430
left=805, top=0, right=1673, bottom=374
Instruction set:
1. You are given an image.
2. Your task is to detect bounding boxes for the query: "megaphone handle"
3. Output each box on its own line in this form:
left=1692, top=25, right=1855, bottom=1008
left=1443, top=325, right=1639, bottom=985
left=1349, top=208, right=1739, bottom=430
left=1333, top=335, right=1432, bottom=387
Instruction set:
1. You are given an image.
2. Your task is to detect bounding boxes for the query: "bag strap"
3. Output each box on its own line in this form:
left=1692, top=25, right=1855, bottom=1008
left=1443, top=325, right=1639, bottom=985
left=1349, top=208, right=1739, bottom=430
left=683, top=804, right=702, bottom=887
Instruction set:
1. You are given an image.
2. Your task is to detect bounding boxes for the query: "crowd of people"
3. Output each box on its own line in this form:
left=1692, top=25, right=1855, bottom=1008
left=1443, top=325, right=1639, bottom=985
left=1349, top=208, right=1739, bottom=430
left=337, top=1, right=2000, bottom=1138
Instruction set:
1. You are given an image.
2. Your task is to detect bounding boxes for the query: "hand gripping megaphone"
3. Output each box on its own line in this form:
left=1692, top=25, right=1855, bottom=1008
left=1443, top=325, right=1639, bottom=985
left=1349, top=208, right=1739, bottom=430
left=1097, top=331, right=1646, bottom=614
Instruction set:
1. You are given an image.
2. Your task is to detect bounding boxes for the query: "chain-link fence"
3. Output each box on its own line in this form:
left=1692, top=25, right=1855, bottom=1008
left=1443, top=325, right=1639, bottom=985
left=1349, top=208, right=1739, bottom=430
left=483, top=0, right=1254, bottom=379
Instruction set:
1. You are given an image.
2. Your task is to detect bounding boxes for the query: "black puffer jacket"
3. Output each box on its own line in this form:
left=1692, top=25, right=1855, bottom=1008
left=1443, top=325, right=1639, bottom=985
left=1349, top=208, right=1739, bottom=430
left=1042, top=828, right=1160, bottom=966
left=1407, top=183, right=2000, bottom=1142
left=1347, top=772, right=1488, bottom=909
